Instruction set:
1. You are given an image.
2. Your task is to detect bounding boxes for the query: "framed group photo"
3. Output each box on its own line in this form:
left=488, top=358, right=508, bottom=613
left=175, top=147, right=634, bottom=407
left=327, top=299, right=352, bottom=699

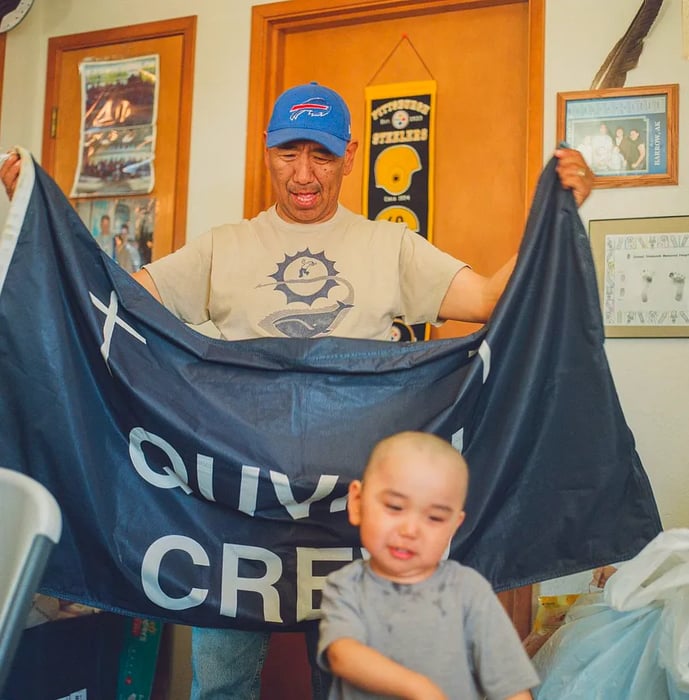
left=589, top=216, right=689, bottom=338
left=557, top=84, right=678, bottom=189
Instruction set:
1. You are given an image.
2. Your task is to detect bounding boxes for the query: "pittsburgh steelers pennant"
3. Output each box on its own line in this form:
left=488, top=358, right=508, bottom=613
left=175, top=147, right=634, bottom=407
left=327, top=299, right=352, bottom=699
left=363, top=81, right=436, bottom=340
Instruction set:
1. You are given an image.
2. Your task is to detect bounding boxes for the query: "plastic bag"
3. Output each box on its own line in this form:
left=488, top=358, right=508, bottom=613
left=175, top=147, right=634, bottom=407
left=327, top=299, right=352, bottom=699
left=606, top=528, right=689, bottom=691
left=532, top=529, right=689, bottom=700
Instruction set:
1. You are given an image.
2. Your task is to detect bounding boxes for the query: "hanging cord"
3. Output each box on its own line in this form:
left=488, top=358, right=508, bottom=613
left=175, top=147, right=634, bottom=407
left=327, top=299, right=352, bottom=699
left=366, top=33, right=435, bottom=85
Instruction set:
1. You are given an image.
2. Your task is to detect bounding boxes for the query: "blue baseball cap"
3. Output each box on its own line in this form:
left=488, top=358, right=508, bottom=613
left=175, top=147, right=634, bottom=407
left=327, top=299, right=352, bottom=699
left=266, top=82, right=351, bottom=156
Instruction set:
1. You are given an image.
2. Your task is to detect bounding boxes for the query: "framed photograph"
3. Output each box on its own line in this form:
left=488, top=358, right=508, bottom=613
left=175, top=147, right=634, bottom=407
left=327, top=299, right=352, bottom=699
left=557, top=84, right=678, bottom=188
left=589, top=216, right=689, bottom=337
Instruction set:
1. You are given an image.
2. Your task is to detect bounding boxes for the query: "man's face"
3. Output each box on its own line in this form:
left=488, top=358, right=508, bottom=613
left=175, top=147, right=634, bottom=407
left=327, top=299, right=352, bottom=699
left=630, top=130, right=639, bottom=142
left=264, top=139, right=358, bottom=224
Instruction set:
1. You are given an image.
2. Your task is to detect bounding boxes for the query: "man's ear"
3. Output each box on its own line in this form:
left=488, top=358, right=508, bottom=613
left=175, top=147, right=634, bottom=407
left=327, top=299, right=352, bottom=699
left=347, top=480, right=363, bottom=527
left=343, top=139, right=359, bottom=176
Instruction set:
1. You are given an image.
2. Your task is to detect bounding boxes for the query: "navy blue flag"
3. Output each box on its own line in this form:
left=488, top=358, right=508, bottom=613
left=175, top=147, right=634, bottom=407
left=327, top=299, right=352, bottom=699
left=0, top=149, right=661, bottom=630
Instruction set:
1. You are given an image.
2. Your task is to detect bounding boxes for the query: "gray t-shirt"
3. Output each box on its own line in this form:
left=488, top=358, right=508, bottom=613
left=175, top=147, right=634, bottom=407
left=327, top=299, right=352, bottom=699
left=318, top=559, right=539, bottom=700
left=145, top=205, right=465, bottom=340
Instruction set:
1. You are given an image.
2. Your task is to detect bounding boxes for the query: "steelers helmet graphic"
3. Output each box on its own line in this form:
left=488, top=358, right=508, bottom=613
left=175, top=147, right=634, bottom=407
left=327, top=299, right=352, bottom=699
left=374, top=145, right=422, bottom=196
left=375, top=205, right=420, bottom=233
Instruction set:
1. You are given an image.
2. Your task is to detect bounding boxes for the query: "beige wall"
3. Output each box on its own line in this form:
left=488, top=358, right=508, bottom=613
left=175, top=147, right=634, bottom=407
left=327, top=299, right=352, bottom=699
left=1, top=0, right=687, bottom=694
left=544, top=0, right=689, bottom=533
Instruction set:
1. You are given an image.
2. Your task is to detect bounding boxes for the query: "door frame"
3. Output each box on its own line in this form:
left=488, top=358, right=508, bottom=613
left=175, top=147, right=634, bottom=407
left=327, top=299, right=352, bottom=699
left=0, top=34, right=5, bottom=122
left=244, top=0, right=545, bottom=222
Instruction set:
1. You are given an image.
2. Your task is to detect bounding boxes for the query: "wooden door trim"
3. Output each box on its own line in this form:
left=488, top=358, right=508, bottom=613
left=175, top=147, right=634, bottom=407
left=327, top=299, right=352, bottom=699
left=0, top=34, right=5, bottom=123
left=244, top=0, right=544, bottom=221
left=525, top=0, right=545, bottom=207
left=41, top=16, right=196, bottom=252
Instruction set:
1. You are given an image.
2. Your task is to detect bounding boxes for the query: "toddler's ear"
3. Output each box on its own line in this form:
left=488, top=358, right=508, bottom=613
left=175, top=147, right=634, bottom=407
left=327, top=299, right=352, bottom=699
left=347, top=480, right=363, bottom=526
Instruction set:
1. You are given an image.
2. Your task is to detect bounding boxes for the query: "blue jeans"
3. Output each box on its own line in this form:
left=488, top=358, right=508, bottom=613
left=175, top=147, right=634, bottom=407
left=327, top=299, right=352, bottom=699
left=190, top=624, right=331, bottom=700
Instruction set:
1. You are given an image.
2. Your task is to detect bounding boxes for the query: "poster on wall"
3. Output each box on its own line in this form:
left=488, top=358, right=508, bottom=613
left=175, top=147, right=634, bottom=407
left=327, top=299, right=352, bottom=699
left=71, top=55, right=160, bottom=198
left=73, top=196, right=156, bottom=273
left=363, top=80, right=436, bottom=341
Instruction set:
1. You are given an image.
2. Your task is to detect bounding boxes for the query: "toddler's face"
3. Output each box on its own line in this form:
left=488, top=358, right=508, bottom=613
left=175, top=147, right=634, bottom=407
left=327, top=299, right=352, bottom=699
left=348, top=450, right=465, bottom=584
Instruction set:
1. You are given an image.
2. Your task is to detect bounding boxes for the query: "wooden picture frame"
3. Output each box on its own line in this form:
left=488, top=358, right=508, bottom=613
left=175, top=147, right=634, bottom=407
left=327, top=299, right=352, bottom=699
left=557, top=84, right=678, bottom=189
left=589, top=215, right=689, bottom=337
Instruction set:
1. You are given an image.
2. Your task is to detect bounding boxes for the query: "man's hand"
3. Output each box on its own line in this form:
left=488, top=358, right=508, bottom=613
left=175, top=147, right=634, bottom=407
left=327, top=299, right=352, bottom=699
left=591, top=565, right=617, bottom=589
left=0, top=151, right=21, bottom=200
left=554, top=147, right=593, bottom=207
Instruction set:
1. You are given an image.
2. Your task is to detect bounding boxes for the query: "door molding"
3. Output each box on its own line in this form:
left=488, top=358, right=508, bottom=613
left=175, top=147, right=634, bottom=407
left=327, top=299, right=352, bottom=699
left=244, top=0, right=544, bottom=220
left=0, top=34, right=5, bottom=123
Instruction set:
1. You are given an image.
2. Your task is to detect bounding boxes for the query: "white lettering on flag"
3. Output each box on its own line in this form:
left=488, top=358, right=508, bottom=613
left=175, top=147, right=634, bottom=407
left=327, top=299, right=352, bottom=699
left=221, top=544, right=283, bottom=623
left=478, top=339, right=491, bottom=384
left=296, top=547, right=352, bottom=621
left=141, top=535, right=209, bottom=610
left=270, top=471, right=339, bottom=519
left=129, top=427, right=193, bottom=494
left=90, top=290, right=146, bottom=370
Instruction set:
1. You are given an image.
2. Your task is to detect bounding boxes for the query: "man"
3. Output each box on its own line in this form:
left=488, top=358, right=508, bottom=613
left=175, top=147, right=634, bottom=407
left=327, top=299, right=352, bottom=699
left=627, top=128, right=647, bottom=170
left=591, top=122, right=614, bottom=172
left=98, top=213, right=113, bottom=257
left=0, top=82, right=592, bottom=700
left=114, top=222, right=141, bottom=273
left=130, top=84, right=590, bottom=339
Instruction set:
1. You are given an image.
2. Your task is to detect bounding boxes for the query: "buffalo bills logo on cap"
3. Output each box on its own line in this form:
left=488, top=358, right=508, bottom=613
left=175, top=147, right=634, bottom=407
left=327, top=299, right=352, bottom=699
left=289, top=97, right=332, bottom=121
left=266, top=82, right=351, bottom=156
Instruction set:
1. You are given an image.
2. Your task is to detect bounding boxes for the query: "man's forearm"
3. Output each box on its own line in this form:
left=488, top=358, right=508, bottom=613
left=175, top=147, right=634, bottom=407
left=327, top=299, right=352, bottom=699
left=438, top=254, right=516, bottom=324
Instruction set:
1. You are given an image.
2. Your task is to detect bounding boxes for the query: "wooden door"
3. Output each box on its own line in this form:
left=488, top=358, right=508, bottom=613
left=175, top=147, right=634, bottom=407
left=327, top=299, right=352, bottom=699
left=248, top=6, right=543, bottom=694
left=41, top=16, right=196, bottom=258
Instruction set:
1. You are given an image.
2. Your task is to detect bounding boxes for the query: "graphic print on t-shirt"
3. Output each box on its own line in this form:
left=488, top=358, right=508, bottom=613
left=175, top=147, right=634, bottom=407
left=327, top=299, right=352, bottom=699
left=258, top=248, right=353, bottom=337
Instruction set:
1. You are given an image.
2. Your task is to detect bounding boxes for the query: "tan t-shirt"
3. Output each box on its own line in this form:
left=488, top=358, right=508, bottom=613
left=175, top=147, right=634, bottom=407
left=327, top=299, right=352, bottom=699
left=145, top=205, right=465, bottom=341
